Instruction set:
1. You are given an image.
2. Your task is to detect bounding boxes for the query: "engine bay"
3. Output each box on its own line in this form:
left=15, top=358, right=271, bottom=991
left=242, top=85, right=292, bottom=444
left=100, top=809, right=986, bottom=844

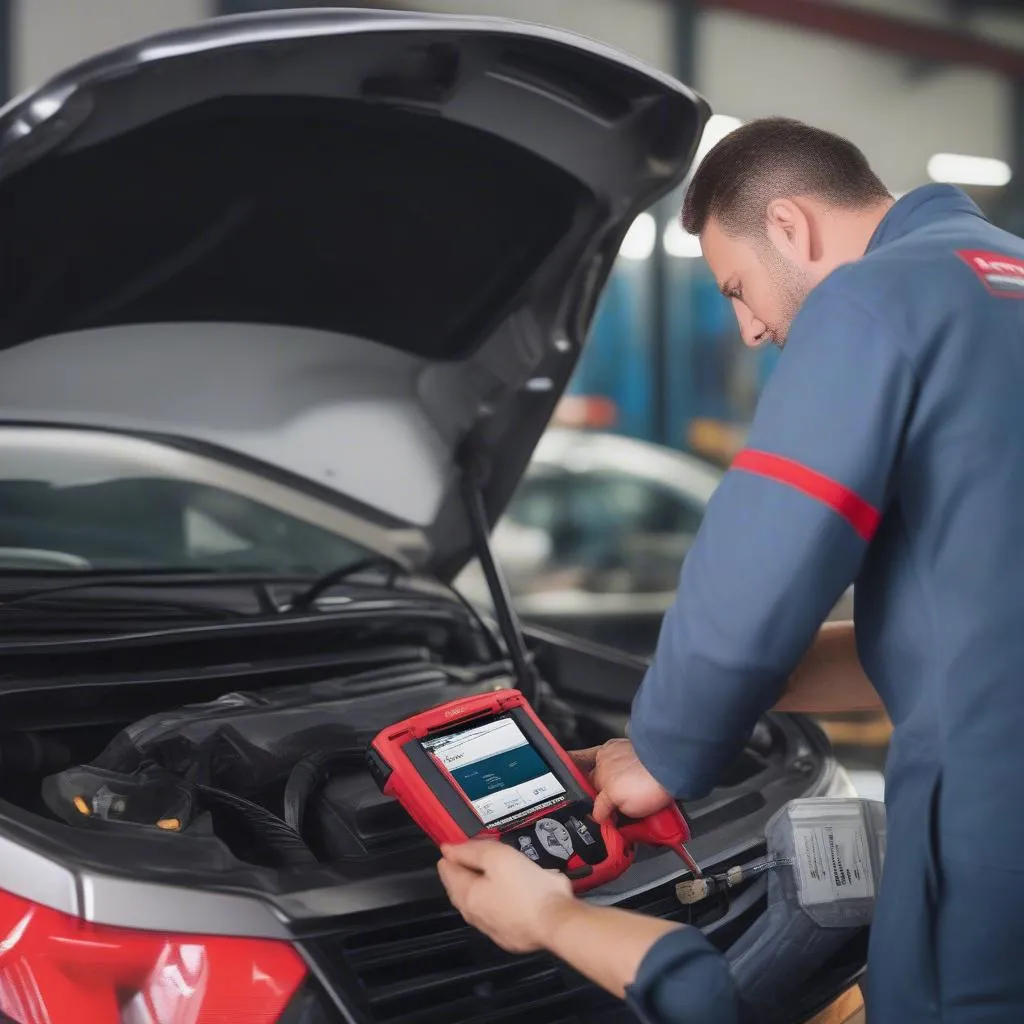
left=0, top=587, right=869, bottom=1023
left=0, top=616, right=590, bottom=877
left=0, top=579, right=830, bottom=912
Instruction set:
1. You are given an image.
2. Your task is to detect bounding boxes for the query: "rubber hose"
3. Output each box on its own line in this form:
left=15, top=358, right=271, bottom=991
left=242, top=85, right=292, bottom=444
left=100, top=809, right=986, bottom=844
left=195, top=783, right=318, bottom=868
left=283, top=750, right=364, bottom=836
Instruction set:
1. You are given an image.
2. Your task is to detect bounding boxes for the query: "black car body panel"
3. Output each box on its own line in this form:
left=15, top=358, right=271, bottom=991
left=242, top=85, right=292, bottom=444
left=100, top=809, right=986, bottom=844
left=0, top=7, right=708, bottom=580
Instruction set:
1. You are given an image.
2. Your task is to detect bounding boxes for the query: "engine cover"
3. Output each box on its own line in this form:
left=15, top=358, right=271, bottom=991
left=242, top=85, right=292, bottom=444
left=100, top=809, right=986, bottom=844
left=48, top=653, right=515, bottom=868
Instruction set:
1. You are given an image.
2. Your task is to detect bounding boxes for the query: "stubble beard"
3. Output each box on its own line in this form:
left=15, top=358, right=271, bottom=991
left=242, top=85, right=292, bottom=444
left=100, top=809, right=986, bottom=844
left=761, top=254, right=814, bottom=349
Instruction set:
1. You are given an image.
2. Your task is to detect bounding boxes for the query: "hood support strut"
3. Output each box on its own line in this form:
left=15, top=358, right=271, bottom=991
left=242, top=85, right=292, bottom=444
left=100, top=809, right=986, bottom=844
left=459, top=444, right=537, bottom=705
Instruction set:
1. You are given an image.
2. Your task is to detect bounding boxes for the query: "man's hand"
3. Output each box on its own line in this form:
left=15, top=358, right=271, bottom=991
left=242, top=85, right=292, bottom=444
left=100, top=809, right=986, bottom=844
left=439, top=837, right=691, bottom=1003
left=569, top=738, right=673, bottom=822
left=437, top=840, right=574, bottom=954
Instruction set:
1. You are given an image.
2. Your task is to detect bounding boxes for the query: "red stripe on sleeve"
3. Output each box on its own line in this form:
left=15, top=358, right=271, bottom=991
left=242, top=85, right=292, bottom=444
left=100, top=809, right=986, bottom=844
left=731, top=449, right=881, bottom=542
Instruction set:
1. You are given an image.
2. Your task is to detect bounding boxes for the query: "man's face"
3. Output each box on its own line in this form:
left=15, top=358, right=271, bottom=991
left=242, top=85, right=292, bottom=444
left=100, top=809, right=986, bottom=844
left=699, top=217, right=813, bottom=348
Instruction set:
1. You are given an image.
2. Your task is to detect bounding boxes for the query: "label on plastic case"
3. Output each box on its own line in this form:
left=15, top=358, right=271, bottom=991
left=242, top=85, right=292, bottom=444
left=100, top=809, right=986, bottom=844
left=792, top=811, right=875, bottom=906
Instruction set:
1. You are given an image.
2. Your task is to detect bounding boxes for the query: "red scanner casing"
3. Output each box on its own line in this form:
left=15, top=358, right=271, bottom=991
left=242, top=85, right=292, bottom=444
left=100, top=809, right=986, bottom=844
left=367, top=689, right=698, bottom=893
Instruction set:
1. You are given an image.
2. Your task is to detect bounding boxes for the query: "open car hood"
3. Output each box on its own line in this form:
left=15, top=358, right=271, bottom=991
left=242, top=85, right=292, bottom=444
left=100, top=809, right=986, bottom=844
left=0, top=9, right=708, bottom=579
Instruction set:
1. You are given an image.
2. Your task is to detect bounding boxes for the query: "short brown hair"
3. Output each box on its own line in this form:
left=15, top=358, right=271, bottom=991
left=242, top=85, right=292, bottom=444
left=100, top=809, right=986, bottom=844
left=681, top=117, right=890, bottom=237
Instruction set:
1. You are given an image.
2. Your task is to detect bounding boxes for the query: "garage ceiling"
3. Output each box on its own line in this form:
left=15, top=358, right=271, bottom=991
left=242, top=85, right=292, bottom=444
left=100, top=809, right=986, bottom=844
left=695, top=0, right=1023, bottom=76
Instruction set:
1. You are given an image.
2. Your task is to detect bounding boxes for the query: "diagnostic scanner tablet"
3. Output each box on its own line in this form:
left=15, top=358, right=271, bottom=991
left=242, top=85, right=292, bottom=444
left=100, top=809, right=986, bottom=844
left=367, top=689, right=699, bottom=893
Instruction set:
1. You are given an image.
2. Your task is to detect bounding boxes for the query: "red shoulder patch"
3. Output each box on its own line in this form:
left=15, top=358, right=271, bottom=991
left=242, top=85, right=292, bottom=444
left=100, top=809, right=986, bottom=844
left=956, top=249, right=1024, bottom=298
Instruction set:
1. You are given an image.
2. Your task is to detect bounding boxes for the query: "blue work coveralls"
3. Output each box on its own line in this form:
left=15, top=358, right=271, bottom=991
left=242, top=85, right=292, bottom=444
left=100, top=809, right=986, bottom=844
left=624, top=184, right=1024, bottom=1023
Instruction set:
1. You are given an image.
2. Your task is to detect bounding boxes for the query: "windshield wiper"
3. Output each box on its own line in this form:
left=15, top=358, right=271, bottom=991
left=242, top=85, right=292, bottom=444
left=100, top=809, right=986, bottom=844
left=0, top=591, right=248, bottom=621
left=288, top=555, right=502, bottom=660
left=0, top=572, right=296, bottom=624
left=0, top=562, right=499, bottom=651
left=286, top=556, right=402, bottom=611
left=0, top=571, right=299, bottom=610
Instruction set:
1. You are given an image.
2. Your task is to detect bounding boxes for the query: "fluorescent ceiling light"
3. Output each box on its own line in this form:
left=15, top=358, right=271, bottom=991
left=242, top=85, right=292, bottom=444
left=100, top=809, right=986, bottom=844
left=619, top=115, right=742, bottom=262
left=693, top=114, right=743, bottom=167
left=656, top=115, right=742, bottom=260
left=927, top=153, right=1011, bottom=187
left=663, top=220, right=702, bottom=258
left=619, top=212, right=657, bottom=261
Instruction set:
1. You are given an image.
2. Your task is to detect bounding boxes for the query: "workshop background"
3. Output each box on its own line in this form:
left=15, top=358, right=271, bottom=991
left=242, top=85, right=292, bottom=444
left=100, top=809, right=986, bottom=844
left=10, top=0, right=1023, bottom=795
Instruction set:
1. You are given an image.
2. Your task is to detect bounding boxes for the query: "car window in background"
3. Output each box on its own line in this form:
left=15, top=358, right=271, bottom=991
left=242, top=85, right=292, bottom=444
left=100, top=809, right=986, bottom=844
left=452, top=430, right=731, bottom=653
left=502, top=469, right=704, bottom=595
left=503, top=470, right=567, bottom=537
left=0, top=448, right=371, bottom=574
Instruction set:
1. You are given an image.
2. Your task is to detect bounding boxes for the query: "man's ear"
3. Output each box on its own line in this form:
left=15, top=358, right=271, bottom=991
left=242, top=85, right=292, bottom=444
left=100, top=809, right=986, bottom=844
left=764, top=198, right=811, bottom=260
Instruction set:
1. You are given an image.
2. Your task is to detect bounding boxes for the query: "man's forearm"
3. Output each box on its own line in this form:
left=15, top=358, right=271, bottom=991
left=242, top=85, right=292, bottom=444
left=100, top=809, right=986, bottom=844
left=774, top=620, right=882, bottom=714
left=544, top=898, right=681, bottom=998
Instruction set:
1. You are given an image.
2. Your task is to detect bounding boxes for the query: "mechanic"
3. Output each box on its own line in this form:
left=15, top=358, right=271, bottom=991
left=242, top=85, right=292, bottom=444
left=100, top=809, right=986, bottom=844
left=438, top=116, right=1024, bottom=1023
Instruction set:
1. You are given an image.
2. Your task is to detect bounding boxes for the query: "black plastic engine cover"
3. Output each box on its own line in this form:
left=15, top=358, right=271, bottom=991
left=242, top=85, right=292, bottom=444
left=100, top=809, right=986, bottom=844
left=42, top=648, right=590, bottom=870
left=92, top=658, right=507, bottom=795
left=311, top=770, right=437, bottom=869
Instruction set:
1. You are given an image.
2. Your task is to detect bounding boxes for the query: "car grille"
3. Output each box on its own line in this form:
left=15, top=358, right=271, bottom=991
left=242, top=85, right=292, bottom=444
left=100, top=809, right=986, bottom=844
left=310, top=905, right=622, bottom=1024
left=302, top=854, right=766, bottom=1024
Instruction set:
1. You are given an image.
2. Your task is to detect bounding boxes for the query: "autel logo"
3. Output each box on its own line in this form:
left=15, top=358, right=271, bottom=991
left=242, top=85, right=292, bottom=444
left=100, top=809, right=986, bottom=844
left=957, top=249, right=1024, bottom=298
left=444, top=707, right=466, bottom=719
left=974, top=256, right=1024, bottom=277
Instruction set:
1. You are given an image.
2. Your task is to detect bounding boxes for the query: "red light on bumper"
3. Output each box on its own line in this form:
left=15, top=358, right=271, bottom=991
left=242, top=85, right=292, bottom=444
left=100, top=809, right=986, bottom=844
left=0, top=887, right=306, bottom=1024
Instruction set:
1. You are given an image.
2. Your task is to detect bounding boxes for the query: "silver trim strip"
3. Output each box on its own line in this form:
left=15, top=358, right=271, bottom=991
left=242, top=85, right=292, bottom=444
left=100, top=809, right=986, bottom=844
left=79, top=873, right=292, bottom=939
left=0, top=829, right=78, bottom=916
left=0, top=826, right=293, bottom=937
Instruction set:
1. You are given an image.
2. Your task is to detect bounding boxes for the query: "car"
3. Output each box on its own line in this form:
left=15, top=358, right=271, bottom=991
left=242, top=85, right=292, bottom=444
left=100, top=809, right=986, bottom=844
left=460, top=428, right=856, bottom=654
left=457, top=430, right=885, bottom=766
left=0, top=10, right=866, bottom=1024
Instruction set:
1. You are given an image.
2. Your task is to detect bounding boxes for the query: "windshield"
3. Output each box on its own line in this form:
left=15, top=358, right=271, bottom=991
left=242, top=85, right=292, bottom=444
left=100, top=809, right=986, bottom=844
left=0, top=432, right=374, bottom=574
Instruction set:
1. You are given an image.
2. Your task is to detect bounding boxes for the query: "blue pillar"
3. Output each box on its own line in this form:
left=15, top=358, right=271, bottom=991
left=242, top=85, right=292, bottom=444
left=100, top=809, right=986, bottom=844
left=659, top=0, right=700, bottom=452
